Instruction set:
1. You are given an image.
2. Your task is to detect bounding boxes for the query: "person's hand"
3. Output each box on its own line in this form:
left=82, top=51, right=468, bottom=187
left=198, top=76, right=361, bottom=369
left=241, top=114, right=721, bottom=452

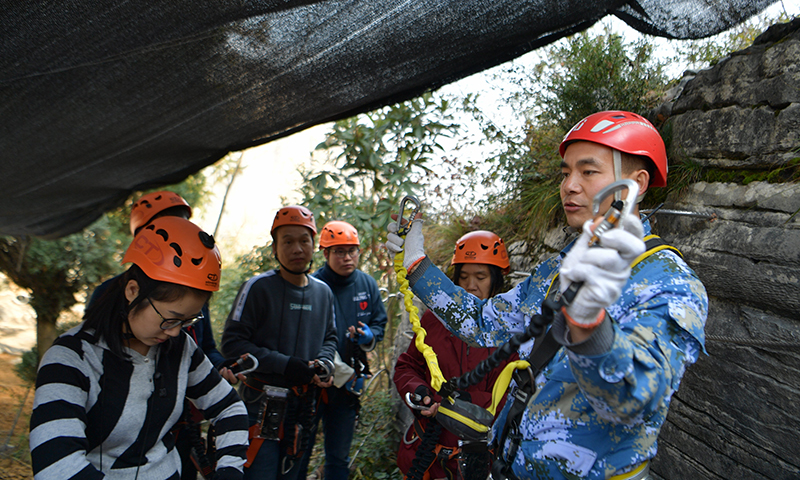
left=285, top=356, right=316, bottom=386
left=559, top=213, right=645, bottom=327
left=218, top=367, right=246, bottom=385
left=313, top=373, right=334, bottom=388
left=348, top=322, right=374, bottom=345
left=386, top=214, right=425, bottom=270
left=411, top=385, right=439, bottom=417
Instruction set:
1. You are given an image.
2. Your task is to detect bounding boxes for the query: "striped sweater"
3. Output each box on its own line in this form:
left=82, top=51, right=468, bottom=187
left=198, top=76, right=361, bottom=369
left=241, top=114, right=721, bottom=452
left=30, top=324, right=249, bottom=479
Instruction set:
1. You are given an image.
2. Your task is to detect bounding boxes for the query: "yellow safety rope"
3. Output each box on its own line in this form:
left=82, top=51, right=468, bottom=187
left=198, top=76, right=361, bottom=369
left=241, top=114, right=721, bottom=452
left=393, top=251, right=447, bottom=392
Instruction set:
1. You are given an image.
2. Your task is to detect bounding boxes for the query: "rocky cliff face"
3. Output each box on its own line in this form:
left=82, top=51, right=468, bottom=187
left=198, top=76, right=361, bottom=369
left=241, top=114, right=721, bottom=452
left=647, top=18, right=800, bottom=480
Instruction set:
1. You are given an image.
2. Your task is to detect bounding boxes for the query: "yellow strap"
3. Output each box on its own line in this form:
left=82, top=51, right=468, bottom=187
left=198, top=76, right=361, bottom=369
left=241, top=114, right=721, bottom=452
left=633, top=234, right=682, bottom=266
left=609, top=461, right=649, bottom=480
left=394, top=252, right=447, bottom=392
left=437, top=403, right=490, bottom=433
left=487, top=360, right=530, bottom=415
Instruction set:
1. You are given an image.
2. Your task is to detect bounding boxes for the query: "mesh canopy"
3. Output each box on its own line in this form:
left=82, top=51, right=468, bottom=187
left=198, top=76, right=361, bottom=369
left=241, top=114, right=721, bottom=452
left=1, top=0, right=776, bottom=237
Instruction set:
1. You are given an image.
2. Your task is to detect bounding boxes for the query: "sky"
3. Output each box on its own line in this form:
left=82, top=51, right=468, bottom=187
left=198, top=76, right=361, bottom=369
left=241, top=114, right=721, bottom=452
left=196, top=0, right=800, bottom=260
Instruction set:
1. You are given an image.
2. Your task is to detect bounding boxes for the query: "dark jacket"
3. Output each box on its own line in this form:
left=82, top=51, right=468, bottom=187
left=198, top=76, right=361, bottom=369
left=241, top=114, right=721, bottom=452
left=393, top=309, right=517, bottom=477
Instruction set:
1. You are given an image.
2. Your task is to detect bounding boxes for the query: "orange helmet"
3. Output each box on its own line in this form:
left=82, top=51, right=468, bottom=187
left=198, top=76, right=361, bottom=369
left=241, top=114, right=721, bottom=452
left=121, top=217, right=221, bottom=291
left=271, top=205, right=317, bottom=237
left=451, top=230, right=510, bottom=273
left=319, top=221, right=360, bottom=249
left=559, top=111, right=668, bottom=188
left=129, top=191, right=192, bottom=235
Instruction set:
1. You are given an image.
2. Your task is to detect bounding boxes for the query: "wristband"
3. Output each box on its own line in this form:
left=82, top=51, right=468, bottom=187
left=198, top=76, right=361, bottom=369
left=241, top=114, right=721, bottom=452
left=562, top=307, right=606, bottom=329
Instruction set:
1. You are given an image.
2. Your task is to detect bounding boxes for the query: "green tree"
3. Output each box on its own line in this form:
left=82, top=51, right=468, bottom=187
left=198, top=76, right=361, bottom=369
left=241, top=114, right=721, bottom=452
left=0, top=216, right=127, bottom=361
left=299, top=92, right=459, bottom=281
left=461, top=25, right=669, bottom=243
left=1, top=172, right=208, bottom=364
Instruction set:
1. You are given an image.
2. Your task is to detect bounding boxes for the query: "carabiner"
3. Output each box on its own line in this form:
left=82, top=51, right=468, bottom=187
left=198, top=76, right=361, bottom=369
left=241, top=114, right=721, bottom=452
left=559, top=179, right=640, bottom=307
left=587, top=179, right=639, bottom=246
left=405, top=391, right=429, bottom=411
left=396, top=195, right=422, bottom=236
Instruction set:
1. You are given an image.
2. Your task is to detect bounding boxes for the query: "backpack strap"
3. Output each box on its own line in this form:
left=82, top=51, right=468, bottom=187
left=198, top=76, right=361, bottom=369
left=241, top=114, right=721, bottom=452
left=638, top=235, right=683, bottom=264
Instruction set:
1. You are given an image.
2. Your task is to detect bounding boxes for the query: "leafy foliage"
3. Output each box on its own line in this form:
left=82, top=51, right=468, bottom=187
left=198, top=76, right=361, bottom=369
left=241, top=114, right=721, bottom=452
left=296, top=92, right=459, bottom=352
left=302, top=92, right=459, bottom=276
left=464, top=26, right=669, bottom=244
left=349, top=385, right=404, bottom=479
left=0, top=171, right=208, bottom=360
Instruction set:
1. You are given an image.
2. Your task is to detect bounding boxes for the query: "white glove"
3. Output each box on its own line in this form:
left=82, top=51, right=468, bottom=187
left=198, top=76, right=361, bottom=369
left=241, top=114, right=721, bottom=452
left=386, top=218, right=426, bottom=270
left=559, top=214, right=645, bottom=326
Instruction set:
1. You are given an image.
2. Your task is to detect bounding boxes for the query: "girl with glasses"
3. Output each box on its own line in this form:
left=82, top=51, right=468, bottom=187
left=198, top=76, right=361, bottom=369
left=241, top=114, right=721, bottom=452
left=30, top=217, right=249, bottom=480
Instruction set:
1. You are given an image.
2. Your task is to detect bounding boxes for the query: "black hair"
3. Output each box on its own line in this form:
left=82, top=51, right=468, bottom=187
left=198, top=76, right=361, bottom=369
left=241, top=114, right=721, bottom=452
left=451, top=263, right=506, bottom=299
left=81, top=264, right=211, bottom=359
left=621, top=152, right=656, bottom=186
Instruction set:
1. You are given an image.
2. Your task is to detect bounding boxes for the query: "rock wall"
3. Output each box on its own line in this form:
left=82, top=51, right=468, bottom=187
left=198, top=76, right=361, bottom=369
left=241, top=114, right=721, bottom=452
left=646, top=19, right=800, bottom=480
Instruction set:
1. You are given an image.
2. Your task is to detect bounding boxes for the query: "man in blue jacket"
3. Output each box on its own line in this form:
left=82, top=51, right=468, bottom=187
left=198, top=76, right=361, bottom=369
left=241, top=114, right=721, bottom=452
left=300, top=220, right=388, bottom=480
left=386, top=111, right=707, bottom=480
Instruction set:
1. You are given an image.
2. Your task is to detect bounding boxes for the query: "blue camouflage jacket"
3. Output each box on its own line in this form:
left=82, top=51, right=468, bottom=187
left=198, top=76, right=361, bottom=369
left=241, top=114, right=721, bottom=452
left=407, top=221, right=707, bottom=479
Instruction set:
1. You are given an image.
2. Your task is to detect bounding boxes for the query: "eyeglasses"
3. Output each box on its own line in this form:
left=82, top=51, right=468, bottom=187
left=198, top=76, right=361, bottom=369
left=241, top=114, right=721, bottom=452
left=148, top=298, right=204, bottom=330
left=331, top=247, right=360, bottom=259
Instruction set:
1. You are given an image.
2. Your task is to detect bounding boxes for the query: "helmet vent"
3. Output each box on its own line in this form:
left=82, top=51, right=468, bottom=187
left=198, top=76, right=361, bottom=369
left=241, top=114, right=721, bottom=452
left=191, top=257, right=203, bottom=266
left=170, top=242, right=182, bottom=257
left=173, top=256, right=182, bottom=267
left=480, top=243, right=489, bottom=250
left=155, top=228, right=169, bottom=241
left=198, top=231, right=215, bottom=249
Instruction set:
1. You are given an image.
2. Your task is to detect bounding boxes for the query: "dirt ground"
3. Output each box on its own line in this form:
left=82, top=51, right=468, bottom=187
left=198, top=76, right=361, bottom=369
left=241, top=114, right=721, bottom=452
left=0, top=354, right=34, bottom=479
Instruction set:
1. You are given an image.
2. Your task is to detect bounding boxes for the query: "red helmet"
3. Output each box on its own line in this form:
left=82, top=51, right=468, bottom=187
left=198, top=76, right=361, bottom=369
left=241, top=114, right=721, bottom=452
left=271, top=205, right=317, bottom=237
left=559, top=111, right=668, bottom=188
left=319, top=220, right=360, bottom=249
left=122, top=217, right=221, bottom=291
left=129, top=191, right=192, bottom=235
left=451, top=231, right=510, bottom=274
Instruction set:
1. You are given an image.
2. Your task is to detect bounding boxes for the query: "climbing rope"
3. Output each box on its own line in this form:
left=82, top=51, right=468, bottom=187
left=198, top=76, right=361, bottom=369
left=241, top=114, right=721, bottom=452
left=394, top=251, right=447, bottom=392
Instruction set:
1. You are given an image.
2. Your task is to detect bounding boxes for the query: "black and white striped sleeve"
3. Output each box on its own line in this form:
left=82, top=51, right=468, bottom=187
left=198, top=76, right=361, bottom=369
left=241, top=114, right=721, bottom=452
left=186, top=346, right=249, bottom=477
left=29, top=335, right=103, bottom=480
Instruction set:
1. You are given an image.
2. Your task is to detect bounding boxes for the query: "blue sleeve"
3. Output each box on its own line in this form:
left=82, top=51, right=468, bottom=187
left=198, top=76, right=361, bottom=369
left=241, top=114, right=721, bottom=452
left=562, top=253, right=708, bottom=423
left=407, top=256, right=555, bottom=352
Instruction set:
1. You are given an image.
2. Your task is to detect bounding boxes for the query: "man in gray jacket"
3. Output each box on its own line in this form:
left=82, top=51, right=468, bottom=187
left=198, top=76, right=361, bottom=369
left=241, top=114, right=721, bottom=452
left=222, top=205, right=338, bottom=480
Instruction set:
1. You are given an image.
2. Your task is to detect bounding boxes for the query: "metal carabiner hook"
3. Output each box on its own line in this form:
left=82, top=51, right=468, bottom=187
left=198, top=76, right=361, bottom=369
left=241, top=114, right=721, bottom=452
left=558, top=179, right=640, bottom=308
left=587, top=179, right=639, bottom=246
left=396, top=195, right=422, bottom=236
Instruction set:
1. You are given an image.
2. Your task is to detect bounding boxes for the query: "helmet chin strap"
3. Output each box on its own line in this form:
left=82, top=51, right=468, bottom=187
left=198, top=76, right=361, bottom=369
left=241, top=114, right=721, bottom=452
left=613, top=150, right=623, bottom=202
left=613, top=149, right=645, bottom=203
left=276, top=256, right=311, bottom=276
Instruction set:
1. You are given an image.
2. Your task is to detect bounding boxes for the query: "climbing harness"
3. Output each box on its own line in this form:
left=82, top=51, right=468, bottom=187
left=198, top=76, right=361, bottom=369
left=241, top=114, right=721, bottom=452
left=242, top=378, right=318, bottom=474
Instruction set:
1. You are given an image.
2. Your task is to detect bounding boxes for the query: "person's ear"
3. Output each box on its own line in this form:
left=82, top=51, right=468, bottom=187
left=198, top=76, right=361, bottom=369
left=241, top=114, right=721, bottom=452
left=632, top=169, right=650, bottom=198
left=323, top=248, right=330, bottom=262
left=124, top=280, right=140, bottom=304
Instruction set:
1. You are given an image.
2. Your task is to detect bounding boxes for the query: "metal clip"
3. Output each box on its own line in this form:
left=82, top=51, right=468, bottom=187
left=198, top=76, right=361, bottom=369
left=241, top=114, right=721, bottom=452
left=588, top=179, right=639, bottom=246
left=396, top=195, right=422, bottom=236
left=405, top=391, right=429, bottom=410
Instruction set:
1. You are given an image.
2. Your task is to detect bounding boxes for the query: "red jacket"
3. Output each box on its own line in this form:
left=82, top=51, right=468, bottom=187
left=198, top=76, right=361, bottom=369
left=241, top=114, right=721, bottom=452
left=393, top=310, right=517, bottom=477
